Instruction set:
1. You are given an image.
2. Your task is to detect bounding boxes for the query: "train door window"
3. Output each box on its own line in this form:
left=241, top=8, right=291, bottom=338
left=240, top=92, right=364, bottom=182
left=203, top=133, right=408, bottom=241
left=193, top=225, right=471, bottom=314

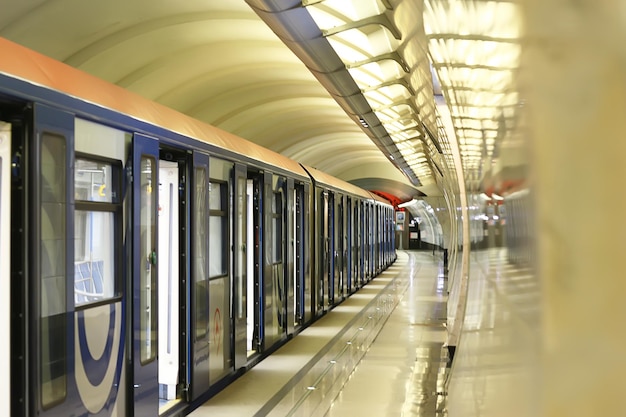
left=264, top=175, right=286, bottom=345
left=190, top=156, right=211, bottom=400
left=209, top=181, right=228, bottom=278
left=40, top=132, right=68, bottom=408
left=139, top=156, right=158, bottom=364
left=272, top=187, right=283, bottom=266
left=74, top=158, right=121, bottom=306
left=208, top=157, right=233, bottom=384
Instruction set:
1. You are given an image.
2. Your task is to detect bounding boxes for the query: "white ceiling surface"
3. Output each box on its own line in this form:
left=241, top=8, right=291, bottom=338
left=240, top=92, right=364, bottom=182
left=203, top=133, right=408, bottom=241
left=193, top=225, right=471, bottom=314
left=0, top=0, right=425, bottom=200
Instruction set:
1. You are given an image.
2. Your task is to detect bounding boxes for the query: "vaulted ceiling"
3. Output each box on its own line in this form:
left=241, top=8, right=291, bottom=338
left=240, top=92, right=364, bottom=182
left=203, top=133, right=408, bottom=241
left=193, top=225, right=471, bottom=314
left=0, top=0, right=524, bottom=207
left=0, top=0, right=426, bottom=202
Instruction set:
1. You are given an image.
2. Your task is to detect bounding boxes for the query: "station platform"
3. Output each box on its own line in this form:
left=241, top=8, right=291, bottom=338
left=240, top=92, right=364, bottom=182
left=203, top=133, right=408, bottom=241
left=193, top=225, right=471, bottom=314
left=189, top=251, right=448, bottom=417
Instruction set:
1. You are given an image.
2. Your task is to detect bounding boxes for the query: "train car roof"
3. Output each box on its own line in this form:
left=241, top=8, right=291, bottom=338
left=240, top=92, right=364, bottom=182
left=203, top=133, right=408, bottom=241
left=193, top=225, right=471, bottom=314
left=0, top=37, right=309, bottom=179
left=301, top=164, right=372, bottom=200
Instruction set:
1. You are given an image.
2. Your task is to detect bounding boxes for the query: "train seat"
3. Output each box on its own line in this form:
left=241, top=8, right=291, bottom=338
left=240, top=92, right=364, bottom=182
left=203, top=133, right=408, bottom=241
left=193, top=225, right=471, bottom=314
left=74, top=260, right=105, bottom=304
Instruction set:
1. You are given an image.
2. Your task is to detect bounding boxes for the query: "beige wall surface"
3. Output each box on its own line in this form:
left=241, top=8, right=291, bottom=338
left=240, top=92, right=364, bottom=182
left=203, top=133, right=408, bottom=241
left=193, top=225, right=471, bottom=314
left=447, top=1, right=626, bottom=416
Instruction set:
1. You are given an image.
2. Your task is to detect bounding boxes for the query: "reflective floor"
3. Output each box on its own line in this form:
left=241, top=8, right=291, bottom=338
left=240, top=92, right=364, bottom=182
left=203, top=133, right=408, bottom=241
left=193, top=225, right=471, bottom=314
left=189, top=251, right=449, bottom=417
left=446, top=248, right=539, bottom=417
left=325, top=252, right=448, bottom=417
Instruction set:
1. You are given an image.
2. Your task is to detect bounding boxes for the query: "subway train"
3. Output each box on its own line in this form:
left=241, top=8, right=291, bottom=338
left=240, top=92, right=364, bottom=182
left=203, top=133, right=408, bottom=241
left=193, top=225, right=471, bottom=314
left=0, top=38, right=395, bottom=417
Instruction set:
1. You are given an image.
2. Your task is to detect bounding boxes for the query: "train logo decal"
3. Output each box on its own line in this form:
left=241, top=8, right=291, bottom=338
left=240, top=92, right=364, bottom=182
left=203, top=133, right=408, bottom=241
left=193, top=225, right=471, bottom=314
left=75, top=303, right=125, bottom=414
left=213, top=307, right=222, bottom=354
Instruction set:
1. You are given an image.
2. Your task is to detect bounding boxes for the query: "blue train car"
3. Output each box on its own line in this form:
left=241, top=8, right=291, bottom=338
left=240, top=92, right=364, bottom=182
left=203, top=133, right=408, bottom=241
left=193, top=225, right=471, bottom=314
left=0, top=37, right=395, bottom=417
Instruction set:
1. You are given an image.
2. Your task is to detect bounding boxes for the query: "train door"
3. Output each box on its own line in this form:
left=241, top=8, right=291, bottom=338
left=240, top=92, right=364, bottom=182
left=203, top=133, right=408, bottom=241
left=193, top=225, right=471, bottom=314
left=207, top=158, right=233, bottom=384
left=352, top=199, right=359, bottom=290
left=366, top=202, right=373, bottom=280
left=328, top=191, right=335, bottom=305
left=344, top=197, right=353, bottom=294
left=233, top=164, right=248, bottom=369
left=22, top=105, right=76, bottom=417
left=247, top=172, right=262, bottom=355
left=368, top=203, right=376, bottom=281
left=374, top=204, right=378, bottom=274
left=298, top=182, right=313, bottom=324
left=190, top=152, right=210, bottom=400
left=263, top=173, right=287, bottom=347
left=320, top=190, right=329, bottom=310
left=18, top=106, right=127, bottom=417
left=6, top=104, right=27, bottom=417
left=293, top=183, right=310, bottom=326
left=1, top=119, right=11, bottom=417
left=337, top=195, right=345, bottom=300
left=286, top=178, right=296, bottom=335
left=131, top=134, right=159, bottom=417
left=359, top=201, right=363, bottom=284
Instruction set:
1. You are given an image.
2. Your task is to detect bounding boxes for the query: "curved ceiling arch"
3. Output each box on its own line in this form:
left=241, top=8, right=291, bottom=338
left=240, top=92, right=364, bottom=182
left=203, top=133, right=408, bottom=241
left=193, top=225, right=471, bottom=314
left=156, top=62, right=318, bottom=110
left=312, top=153, right=389, bottom=175
left=189, top=84, right=335, bottom=125
left=211, top=97, right=342, bottom=130
left=0, top=0, right=442, bottom=203
left=287, top=138, right=386, bottom=170
left=284, top=134, right=378, bottom=154
left=109, top=41, right=302, bottom=92
left=339, top=161, right=413, bottom=181
left=65, top=11, right=261, bottom=67
left=275, top=129, right=367, bottom=155
left=1, top=1, right=257, bottom=61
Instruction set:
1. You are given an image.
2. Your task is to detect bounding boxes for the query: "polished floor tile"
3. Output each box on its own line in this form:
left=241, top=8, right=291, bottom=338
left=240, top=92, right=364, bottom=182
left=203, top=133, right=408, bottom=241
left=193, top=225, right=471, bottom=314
left=325, top=252, right=448, bottom=417
left=189, top=251, right=448, bottom=417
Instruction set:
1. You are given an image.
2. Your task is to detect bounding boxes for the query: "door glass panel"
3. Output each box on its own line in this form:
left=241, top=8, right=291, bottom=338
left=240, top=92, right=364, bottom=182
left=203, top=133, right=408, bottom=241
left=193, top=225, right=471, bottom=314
left=140, top=156, right=157, bottom=364
left=0, top=123, right=8, bottom=417
left=236, top=175, right=246, bottom=319
left=40, top=132, right=67, bottom=408
left=194, top=167, right=209, bottom=341
left=74, top=160, right=113, bottom=202
left=209, top=181, right=227, bottom=278
left=74, top=211, right=115, bottom=304
left=74, top=158, right=120, bottom=306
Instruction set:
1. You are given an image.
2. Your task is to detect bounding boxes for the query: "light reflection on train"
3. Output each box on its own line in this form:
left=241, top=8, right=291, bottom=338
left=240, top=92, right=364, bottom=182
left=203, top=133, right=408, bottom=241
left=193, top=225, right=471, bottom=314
left=0, top=38, right=395, bottom=417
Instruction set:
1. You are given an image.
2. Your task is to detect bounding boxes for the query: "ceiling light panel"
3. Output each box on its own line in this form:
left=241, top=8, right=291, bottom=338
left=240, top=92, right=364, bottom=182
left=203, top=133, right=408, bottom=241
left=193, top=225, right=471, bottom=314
left=425, top=0, right=522, bottom=182
left=304, top=0, right=441, bottom=187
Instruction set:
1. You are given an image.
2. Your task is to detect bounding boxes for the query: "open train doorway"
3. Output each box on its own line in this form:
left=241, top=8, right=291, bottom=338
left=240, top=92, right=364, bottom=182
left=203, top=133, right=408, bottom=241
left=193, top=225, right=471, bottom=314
left=157, top=150, right=187, bottom=414
left=157, top=157, right=182, bottom=413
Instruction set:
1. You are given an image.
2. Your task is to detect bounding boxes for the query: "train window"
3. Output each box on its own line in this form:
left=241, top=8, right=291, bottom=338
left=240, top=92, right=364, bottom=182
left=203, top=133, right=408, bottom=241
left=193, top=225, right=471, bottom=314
left=74, top=157, right=121, bottom=307
left=74, top=161, right=114, bottom=203
left=40, top=132, right=67, bottom=408
left=139, top=156, right=157, bottom=364
left=209, top=181, right=227, bottom=278
left=272, top=190, right=283, bottom=263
